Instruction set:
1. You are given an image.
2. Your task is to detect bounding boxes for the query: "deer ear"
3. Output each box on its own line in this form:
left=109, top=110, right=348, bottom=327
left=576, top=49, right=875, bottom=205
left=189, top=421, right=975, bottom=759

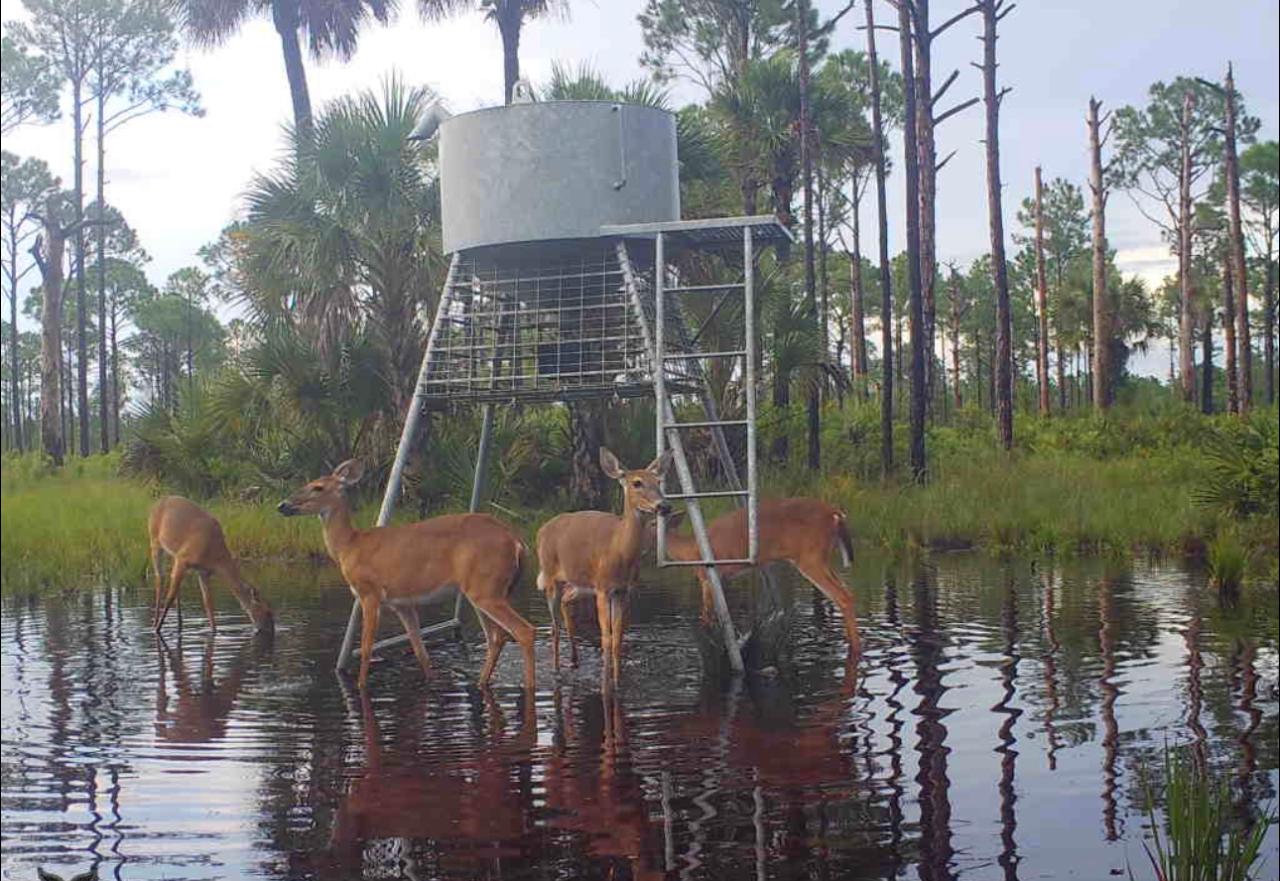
left=599, top=447, right=624, bottom=479
left=333, top=459, right=365, bottom=486
left=647, top=449, right=674, bottom=478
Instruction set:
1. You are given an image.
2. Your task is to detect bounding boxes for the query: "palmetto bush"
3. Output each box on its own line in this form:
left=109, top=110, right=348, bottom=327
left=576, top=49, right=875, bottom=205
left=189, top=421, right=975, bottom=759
left=1192, top=415, right=1279, bottom=520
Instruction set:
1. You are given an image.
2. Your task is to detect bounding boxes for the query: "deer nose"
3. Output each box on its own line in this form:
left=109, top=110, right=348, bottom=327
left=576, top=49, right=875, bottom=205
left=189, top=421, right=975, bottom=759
left=276, top=501, right=294, bottom=515
left=656, top=501, right=672, bottom=516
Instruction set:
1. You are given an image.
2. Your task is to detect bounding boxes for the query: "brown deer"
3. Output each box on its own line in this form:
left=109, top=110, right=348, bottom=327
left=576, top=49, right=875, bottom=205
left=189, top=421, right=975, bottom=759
left=536, top=448, right=673, bottom=681
left=277, top=459, right=535, bottom=691
left=660, top=498, right=861, bottom=653
left=149, top=496, right=274, bottom=634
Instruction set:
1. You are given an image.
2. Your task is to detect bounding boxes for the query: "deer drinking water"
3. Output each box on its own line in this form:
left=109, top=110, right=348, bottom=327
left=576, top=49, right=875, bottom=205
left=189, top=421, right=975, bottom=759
left=149, top=496, right=274, bottom=634
left=277, top=459, right=535, bottom=691
left=659, top=498, right=861, bottom=654
left=536, top=448, right=673, bottom=682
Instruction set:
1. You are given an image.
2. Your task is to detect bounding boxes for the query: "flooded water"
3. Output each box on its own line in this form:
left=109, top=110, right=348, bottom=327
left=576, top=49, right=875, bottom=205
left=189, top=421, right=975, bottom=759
left=2, top=553, right=1276, bottom=880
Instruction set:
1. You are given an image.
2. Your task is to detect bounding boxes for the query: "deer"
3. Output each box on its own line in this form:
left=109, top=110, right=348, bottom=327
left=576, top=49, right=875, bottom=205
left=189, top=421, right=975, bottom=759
left=149, top=496, right=275, bottom=635
left=657, top=498, right=861, bottom=654
left=536, top=447, right=673, bottom=682
left=277, top=459, right=535, bottom=692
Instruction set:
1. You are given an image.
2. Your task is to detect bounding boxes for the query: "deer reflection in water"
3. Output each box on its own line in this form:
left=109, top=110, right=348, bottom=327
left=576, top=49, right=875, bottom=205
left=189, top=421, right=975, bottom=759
left=153, top=631, right=272, bottom=744
left=321, top=683, right=538, bottom=879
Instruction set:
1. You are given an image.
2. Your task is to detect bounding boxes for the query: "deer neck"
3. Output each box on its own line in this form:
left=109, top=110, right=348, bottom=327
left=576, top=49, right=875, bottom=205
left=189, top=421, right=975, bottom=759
left=608, top=494, right=647, bottom=570
left=320, top=499, right=360, bottom=562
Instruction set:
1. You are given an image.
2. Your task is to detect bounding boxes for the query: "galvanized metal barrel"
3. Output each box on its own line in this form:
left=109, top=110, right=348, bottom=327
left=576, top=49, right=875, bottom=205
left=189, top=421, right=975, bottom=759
left=438, top=101, right=680, bottom=254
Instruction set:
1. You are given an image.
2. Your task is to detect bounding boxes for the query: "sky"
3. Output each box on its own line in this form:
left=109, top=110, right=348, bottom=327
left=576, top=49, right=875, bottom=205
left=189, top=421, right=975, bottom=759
left=3, top=0, right=1279, bottom=377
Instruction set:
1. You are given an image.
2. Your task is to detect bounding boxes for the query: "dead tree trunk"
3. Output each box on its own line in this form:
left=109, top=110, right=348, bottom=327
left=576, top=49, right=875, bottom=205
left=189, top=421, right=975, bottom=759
left=1223, top=255, right=1238, bottom=414
left=865, top=0, right=894, bottom=476
left=1223, top=64, right=1252, bottom=412
left=1033, top=166, right=1051, bottom=415
left=849, top=175, right=869, bottom=389
left=1200, top=308, right=1214, bottom=414
left=1087, top=97, right=1111, bottom=412
left=31, top=210, right=69, bottom=466
left=1178, top=90, right=1197, bottom=403
left=898, top=0, right=928, bottom=479
left=980, top=0, right=1014, bottom=450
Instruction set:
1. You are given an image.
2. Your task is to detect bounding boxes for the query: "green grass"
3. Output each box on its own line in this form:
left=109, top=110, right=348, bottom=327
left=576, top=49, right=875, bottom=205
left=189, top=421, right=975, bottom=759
left=1, top=453, right=325, bottom=595
left=771, top=444, right=1277, bottom=560
left=4, top=422, right=1277, bottom=594
left=1136, top=746, right=1273, bottom=881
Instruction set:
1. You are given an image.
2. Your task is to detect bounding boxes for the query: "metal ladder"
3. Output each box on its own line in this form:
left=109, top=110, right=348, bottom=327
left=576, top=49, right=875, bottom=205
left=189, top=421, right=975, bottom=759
left=617, top=224, right=764, bottom=673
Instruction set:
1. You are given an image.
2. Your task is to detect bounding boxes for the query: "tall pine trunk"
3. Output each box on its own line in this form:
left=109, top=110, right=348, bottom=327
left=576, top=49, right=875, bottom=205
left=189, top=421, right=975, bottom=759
left=96, top=90, right=109, bottom=451
left=981, top=1, right=1013, bottom=450
left=1223, top=65, right=1252, bottom=412
left=1033, top=166, right=1051, bottom=416
left=797, top=0, right=820, bottom=471
left=914, top=1, right=938, bottom=415
left=7, top=228, right=22, bottom=452
left=865, top=0, right=893, bottom=476
left=1178, top=91, right=1197, bottom=403
left=949, top=270, right=963, bottom=410
left=898, top=0, right=927, bottom=480
left=73, top=79, right=90, bottom=457
left=1265, top=232, right=1276, bottom=405
left=1088, top=98, right=1110, bottom=412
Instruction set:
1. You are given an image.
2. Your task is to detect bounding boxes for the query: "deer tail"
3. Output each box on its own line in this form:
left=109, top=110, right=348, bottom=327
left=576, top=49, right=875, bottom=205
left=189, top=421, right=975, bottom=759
left=510, top=539, right=529, bottom=598
left=834, top=511, right=854, bottom=569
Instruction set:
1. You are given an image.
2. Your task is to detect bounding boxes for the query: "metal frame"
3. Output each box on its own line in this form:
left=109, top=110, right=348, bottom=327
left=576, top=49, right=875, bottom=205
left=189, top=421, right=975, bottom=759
left=335, top=216, right=787, bottom=676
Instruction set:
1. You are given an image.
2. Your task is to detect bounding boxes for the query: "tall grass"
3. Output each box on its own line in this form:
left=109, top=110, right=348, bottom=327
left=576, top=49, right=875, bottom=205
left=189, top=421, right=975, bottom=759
left=1137, top=747, right=1273, bottom=881
left=1, top=453, right=325, bottom=595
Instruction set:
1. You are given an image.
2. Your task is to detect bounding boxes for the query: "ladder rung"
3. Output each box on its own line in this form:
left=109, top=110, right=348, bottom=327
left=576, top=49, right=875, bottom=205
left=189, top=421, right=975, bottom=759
left=659, top=558, right=755, bottom=567
left=663, top=419, right=748, bottom=430
left=665, top=283, right=745, bottom=293
left=663, top=350, right=746, bottom=360
left=664, top=489, right=749, bottom=500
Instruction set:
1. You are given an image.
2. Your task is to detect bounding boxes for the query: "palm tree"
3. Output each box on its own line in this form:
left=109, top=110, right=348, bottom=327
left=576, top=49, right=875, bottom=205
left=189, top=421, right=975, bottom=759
left=175, top=0, right=397, bottom=137
left=241, top=77, right=446, bottom=413
left=417, top=1, right=566, bottom=105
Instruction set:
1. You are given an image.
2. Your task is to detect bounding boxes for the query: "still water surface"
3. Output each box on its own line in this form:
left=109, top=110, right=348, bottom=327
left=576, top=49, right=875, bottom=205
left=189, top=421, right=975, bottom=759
left=2, top=553, right=1276, bottom=880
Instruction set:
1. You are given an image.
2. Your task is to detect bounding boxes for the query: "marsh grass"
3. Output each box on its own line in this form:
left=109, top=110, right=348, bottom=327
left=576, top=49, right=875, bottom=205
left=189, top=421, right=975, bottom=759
left=1136, top=747, right=1274, bottom=881
left=1206, top=530, right=1250, bottom=607
left=2, top=453, right=326, bottom=595
left=772, top=447, right=1222, bottom=557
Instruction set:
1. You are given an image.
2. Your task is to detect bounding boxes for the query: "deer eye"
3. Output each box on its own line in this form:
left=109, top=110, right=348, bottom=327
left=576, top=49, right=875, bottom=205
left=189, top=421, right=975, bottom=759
left=632, top=480, right=643, bottom=488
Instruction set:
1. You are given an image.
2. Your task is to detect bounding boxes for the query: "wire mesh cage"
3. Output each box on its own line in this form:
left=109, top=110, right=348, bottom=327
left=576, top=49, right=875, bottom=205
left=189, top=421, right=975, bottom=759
left=419, top=243, right=700, bottom=406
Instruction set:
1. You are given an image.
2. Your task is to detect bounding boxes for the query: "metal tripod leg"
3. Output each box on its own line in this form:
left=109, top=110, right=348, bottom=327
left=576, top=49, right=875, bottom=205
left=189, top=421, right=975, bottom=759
left=334, top=255, right=462, bottom=673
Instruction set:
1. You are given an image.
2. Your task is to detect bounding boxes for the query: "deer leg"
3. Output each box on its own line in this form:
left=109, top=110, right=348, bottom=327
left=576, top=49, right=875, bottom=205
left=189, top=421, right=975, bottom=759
left=390, top=604, right=432, bottom=680
left=356, top=596, right=381, bottom=691
left=155, top=560, right=188, bottom=633
left=476, top=609, right=509, bottom=688
left=472, top=596, right=536, bottom=691
left=697, top=569, right=715, bottom=625
left=609, top=591, right=629, bottom=683
left=561, top=587, right=581, bottom=667
left=540, top=573, right=561, bottom=672
left=196, top=572, right=217, bottom=634
left=151, top=543, right=165, bottom=626
left=794, top=560, right=861, bottom=655
left=594, top=589, right=615, bottom=685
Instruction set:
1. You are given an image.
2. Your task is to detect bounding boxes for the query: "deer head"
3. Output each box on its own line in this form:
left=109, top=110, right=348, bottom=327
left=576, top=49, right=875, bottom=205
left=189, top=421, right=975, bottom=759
left=599, top=447, right=674, bottom=516
left=277, top=459, right=366, bottom=518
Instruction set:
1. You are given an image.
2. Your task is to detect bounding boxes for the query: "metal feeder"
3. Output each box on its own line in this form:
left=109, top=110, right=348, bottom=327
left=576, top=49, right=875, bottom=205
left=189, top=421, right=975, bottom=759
left=333, top=99, right=791, bottom=675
